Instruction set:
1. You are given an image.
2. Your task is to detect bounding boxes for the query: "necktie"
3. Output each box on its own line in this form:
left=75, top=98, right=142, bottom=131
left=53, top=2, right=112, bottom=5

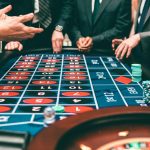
left=38, top=0, right=52, bottom=28
left=137, top=0, right=150, bottom=32
left=93, top=0, right=100, bottom=23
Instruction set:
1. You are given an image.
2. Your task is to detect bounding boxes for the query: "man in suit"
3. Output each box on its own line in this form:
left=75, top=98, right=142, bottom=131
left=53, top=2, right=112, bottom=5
left=0, top=5, right=43, bottom=41
left=113, top=0, right=150, bottom=78
left=69, top=0, right=131, bottom=53
left=0, top=0, right=73, bottom=53
left=114, top=0, right=150, bottom=59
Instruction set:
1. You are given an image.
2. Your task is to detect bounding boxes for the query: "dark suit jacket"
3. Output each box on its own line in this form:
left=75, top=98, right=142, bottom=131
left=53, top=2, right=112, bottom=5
left=133, top=0, right=150, bottom=78
left=69, top=0, right=131, bottom=52
left=135, top=0, right=150, bottom=60
left=0, top=0, right=73, bottom=48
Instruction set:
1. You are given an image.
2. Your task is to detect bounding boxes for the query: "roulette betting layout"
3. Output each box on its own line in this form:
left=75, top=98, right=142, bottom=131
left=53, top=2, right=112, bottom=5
left=0, top=49, right=147, bottom=136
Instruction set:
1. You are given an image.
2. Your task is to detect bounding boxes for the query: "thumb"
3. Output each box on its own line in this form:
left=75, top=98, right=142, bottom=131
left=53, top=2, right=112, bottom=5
left=0, top=5, right=12, bottom=14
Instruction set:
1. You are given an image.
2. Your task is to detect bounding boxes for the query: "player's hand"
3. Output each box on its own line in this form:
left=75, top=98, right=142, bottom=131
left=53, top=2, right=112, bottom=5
left=84, top=37, right=93, bottom=48
left=0, top=5, right=12, bottom=17
left=77, top=37, right=93, bottom=53
left=77, top=37, right=86, bottom=51
left=5, top=41, right=23, bottom=51
left=0, top=5, right=12, bottom=21
left=0, top=13, right=44, bottom=41
left=115, top=34, right=141, bottom=60
left=112, top=39, right=123, bottom=51
left=52, top=30, right=64, bottom=54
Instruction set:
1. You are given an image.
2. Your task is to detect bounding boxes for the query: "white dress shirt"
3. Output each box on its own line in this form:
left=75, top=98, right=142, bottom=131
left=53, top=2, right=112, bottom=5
left=92, top=0, right=103, bottom=13
left=33, top=0, right=40, bottom=23
left=138, top=0, right=147, bottom=23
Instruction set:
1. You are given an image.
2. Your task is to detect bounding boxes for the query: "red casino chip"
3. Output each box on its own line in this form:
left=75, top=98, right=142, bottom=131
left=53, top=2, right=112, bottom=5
left=23, top=98, right=54, bottom=104
left=32, top=80, right=57, bottom=85
left=65, top=57, right=81, bottom=60
left=38, top=68, right=58, bottom=72
left=64, top=72, right=86, bottom=75
left=64, top=76, right=86, bottom=80
left=65, top=106, right=94, bottom=113
left=0, top=86, right=23, bottom=90
left=64, top=65, right=84, bottom=69
left=22, top=56, right=39, bottom=60
left=15, top=65, right=35, bottom=69
left=0, top=92, right=19, bottom=97
left=42, top=59, right=60, bottom=63
left=0, top=106, right=11, bottom=113
left=9, top=72, right=31, bottom=76
left=147, top=142, right=150, bottom=148
left=5, top=76, right=29, bottom=80
left=17, top=62, right=36, bottom=65
left=62, top=92, right=90, bottom=97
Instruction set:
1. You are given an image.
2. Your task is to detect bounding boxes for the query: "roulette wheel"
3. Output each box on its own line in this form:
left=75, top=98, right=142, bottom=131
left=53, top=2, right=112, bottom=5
left=28, top=106, right=150, bottom=150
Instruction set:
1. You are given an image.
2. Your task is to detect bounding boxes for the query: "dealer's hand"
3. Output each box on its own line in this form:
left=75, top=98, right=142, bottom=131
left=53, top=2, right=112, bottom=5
left=52, top=30, right=64, bottom=54
left=115, top=34, right=141, bottom=60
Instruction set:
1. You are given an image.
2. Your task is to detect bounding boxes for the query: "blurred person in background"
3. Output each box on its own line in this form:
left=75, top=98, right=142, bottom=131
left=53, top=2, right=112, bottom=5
left=0, top=0, right=73, bottom=53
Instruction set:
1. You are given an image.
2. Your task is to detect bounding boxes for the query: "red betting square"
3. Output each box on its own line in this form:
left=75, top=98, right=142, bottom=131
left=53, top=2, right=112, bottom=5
left=115, top=76, right=132, bottom=84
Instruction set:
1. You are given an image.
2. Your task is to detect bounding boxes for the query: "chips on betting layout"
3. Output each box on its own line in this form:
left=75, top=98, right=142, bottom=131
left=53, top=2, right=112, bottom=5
left=43, top=107, right=56, bottom=127
left=142, top=81, right=150, bottom=105
left=131, top=64, right=142, bottom=82
left=52, top=105, right=65, bottom=113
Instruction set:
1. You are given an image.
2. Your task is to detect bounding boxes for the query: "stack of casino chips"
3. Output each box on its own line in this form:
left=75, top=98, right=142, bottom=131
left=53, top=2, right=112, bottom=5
left=131, top=64, right=142, bottom=82
left=142, top=81, right=150, bottom=105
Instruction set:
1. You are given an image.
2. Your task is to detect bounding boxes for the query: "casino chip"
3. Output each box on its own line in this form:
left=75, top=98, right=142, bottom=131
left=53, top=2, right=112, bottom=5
left=142, top=81, right=150, bottom=105
left=131, top=64, right=142, bottom=82
left=52, top=105, right=64, bottom=113
left=43, top=107, right=56, bottom=127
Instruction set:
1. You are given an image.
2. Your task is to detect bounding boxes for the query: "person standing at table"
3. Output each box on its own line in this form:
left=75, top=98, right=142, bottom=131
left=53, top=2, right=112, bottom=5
left=0, top=5, right=43, bottom=41
left=68, top=0, right=132, bottom=53
left=0, top=0, right=73, bottom=53
left=0, top=5, right=43, bottom=53
left=113, top=0, right=150, bottom=61
left=112, top=0, right=150, bottom=79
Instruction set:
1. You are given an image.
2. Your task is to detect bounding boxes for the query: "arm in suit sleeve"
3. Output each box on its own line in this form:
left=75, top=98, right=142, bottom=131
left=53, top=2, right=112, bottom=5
left=139, top=31, right=150, bottom=51
left=92, top=0, right=132, bottom=46
left=140, top=31, right=150, bottom=45
left=69, top=25, right=83, bottom=44
left=55, top=0, right=73, bottom=31
left=68, top=15, right=83, bottom=43
left=67, top=1, right=83, bottom=44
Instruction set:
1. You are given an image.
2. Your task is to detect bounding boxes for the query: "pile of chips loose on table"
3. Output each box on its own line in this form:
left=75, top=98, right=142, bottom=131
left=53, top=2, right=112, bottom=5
left=131, top=64, right=142, bottom=82
left=142, top=81, right=150, bottom=106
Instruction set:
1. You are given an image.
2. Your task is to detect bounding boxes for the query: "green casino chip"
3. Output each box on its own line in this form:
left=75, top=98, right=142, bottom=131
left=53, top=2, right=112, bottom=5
left=131, top=64, right=142, bottom=68
left=131, top=67, right=142, bottom=70
left=132, top=70, right=142, bottom=74
left=132, top=76, right=142, bottom=82
left=129, top=142, right=141, bottom=149
left=52, top=105, right=65, bottom=113
left=131, top=64, right=142, bottom=83
left=142, top=81, right=150, bottom=84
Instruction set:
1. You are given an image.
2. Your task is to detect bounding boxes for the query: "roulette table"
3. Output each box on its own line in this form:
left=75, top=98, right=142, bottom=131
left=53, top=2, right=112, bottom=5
left=0, top=48, right=149, bottom=149
left=28, top=107, right=150, bottom=150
